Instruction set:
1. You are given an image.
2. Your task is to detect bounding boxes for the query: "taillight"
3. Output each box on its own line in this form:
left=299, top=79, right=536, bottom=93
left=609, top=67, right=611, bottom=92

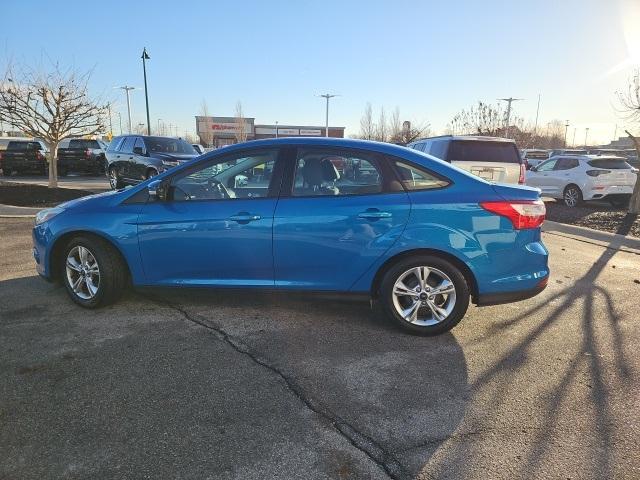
left=480, top=200, right=546, bottom=229
left=36, top=151, right=43, bottom=161
left=518, top=163, right=526, bottom=184
left=586, top=169, right=610, bottom=177
left=84, top=148, right=91, bottom=158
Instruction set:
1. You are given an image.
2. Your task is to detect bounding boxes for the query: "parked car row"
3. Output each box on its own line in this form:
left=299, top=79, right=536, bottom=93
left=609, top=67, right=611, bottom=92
left=0, top=140, right=49, bottom=175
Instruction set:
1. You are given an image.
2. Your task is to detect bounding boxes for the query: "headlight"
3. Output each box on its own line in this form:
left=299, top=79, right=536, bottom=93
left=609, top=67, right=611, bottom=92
left=35, top=207, right=64, bottom=225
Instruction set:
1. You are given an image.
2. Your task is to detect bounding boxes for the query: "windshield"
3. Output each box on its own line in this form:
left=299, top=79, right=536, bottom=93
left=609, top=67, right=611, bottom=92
left=145, top=137, right=197, bottom=155
left=448, top=140, right=520, bottom=163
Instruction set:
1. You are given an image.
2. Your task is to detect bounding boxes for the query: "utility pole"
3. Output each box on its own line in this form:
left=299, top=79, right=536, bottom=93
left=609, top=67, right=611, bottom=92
left=319, top=93, right=338, bottom=137
left=564, top=120, right=570, bottom=148
left=117, top=112, right=122, bottom=135
left=157, top=118, right=162, bottom=136
left=498, top=97, right=523, bottom=139
left=572, top=128, right=576, bottom=147
left=275, top=120, right=278, bottom=138
left=534, top=94, right=541, bottom=135
left=584, top=127, right=590, bottom=148
left=141, top=48, right=151, bottom=136
left=107, top=104, right=113, bottom=138
left=116, top=86, right=136, bottom=133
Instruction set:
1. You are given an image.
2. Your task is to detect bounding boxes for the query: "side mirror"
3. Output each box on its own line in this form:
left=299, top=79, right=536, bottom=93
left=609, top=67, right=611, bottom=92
left=529, top=165, right=538, bottom=172
left=148, top=179, right=167, bottom=201
left=133, top=146, right=145, bottom=155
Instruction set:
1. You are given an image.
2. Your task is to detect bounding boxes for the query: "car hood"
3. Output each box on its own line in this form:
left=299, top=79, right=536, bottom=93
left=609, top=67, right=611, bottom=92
left=152, top=152, right=198, bottom=162
left=57, top=188, right=124, bottom=210
left=491, top=182, right=541, bottom=201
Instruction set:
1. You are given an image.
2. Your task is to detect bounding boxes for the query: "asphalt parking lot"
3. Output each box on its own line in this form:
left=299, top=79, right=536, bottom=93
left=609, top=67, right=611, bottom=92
left=1, top=217, right=639, bottom=479
left=5, top=175, right=110, bottom=192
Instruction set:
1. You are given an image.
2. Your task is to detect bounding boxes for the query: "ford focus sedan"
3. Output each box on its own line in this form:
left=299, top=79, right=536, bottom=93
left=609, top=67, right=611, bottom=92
left=32, top=138, right=549, bottom=335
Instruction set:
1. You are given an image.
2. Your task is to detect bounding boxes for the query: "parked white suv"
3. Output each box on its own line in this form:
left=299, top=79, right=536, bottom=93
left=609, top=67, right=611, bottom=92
left=526, top=155, right=637, bottom=207
left=407, top=136, right=525, bottom=185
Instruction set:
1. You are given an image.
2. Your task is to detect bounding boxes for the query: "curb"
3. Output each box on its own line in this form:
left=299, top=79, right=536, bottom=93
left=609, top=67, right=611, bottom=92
left=542, top=220, right=640, bottom=254
left=0, top=203, right=39, bottom=218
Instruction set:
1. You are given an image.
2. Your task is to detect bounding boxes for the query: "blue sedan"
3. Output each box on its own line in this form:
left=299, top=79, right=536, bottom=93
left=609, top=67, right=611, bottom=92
left=32, top=138, right=549, bottom=335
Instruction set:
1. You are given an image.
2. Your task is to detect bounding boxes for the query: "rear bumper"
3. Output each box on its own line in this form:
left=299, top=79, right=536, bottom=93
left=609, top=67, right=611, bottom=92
left=476, top=276, right=548, bottom=306
left=584, top=185, right=633, bottom=200
left=2, top=159, right=47, bottom=171
left=58, top=157, right=103, bottom=172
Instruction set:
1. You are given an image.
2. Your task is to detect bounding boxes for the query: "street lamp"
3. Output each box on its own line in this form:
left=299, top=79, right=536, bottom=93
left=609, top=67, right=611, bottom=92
left=318, top=93, right=338, bottom=137
left=275, top=120, right=278, bottom=138
left=157, top=118, right=162, bottom=136
left=564, top=120, right=570, bottom=148
left=115, top=86, right=136, bottom=133
left=584, top=127, right=590, bottom=148
left=141, top=48, right=151, bottom=136
left=498, top=97, right=523, bottom=139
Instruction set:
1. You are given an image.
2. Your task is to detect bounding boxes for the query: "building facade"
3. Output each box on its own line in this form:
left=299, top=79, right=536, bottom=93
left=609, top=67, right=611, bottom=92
left=196, top=116, right=344, bottom=147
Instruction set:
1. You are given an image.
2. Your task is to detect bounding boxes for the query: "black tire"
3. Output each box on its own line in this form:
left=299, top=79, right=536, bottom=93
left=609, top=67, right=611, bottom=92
left=379, top=255, right=470, bottom=335
left=108, top=166, right=124, bottom=190
left=563, top=184, right=583, bottom=207
left=61, top=235, right=128, bottom=308
left=145, top=168, right=158, bottom=180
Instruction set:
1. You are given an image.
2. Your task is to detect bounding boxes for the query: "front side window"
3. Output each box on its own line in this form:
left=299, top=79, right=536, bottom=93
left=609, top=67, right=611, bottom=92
left=394, top=161, right=450, bottom=190
left=120, top=137, right=135, bottom=154
left=170, top=150, right=278, bottom=201
left=536, top=159, right=557, bottom=172
left=429, top=140, right=448, bottom=159
left=292, top=149, right=383, bottom=197
left=133, top=137, right=146, bottom=154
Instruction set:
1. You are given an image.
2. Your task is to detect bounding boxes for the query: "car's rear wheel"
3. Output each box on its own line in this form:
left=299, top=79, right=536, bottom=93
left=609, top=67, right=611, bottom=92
left=62, top=236, right=127, bottom=308
left=379, top=255, right=470, bottom=335
left=108, top=167, right=123, bottom=189
left=563, top=185, right=583, bottom=207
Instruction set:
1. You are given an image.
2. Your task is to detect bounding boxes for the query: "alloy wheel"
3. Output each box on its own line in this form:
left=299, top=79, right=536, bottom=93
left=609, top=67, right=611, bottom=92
left=391, top=266, right=457, bottom=326
left=564, top=187, right=580, bottom=207
left=109, top=169, right=118, bottom=189
left=66, top=246, right=101, bottom=300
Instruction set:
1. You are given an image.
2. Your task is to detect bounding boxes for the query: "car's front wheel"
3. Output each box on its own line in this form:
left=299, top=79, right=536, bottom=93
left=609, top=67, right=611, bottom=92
left=108, top=167, right=124, bottom=190
left=379, top=255, right=470, bottom=335
left=62, top=236, right=127, bottom=308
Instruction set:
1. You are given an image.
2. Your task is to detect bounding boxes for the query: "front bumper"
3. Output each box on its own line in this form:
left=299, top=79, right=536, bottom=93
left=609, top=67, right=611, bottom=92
left=32, top=224, right=52, bottom=280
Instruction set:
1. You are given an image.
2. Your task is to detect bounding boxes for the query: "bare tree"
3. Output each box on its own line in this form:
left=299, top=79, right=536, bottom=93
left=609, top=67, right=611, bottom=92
left=615, top=70, right=640, bottom=213
left=389, top=107, right=401, bottom=141
left=234, top=100, right=247, bottom=143
left=391, top=120, right=430, bottom=145
left=0, top=63, right=107, bottom=187
left=376, top=107, right=387, bottom=142
left=359, top=102, right=374, bottom=140
left=199, top=99, right=214, bottom=147
left=447, top=102, right=504, bottom=137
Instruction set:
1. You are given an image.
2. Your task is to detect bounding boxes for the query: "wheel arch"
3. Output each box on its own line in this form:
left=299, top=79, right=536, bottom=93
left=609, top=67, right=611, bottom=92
left=49, top=230, right=132, bottom=283
left=370, top=248, right=479, bottom=301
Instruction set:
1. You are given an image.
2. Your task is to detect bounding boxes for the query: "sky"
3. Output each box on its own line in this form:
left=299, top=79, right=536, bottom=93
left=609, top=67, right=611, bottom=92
left=2, top=0, right=639, bottom=145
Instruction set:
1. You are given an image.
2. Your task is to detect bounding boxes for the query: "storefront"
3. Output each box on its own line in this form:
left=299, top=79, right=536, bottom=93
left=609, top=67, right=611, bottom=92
left=196, top=116, right=344, bottom=147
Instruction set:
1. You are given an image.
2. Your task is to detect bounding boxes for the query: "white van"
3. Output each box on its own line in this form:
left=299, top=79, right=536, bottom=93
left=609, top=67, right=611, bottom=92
left=407, top=135, right=525, bottom=185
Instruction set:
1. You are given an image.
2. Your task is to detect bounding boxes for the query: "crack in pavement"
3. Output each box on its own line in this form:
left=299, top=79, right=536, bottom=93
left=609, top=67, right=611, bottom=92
left=144, top=294, right=409, bottom=480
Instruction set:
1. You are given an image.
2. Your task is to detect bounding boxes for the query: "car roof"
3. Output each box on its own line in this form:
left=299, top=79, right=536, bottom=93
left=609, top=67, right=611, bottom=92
left=209, top=137, right=418, bottom=157
left=413, top=135, right=516, bottom=143
left=549, top=154, right=628, bottom=161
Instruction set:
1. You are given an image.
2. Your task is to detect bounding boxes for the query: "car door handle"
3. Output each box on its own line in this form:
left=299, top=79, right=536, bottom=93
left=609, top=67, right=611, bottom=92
left=358, top=209, right=392, bottom=220
left=228, top=213, right=261, bottom=223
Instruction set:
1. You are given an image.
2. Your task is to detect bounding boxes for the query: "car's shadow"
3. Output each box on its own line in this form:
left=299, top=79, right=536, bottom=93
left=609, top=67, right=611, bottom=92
left=0, top=276, right=470, bottom=478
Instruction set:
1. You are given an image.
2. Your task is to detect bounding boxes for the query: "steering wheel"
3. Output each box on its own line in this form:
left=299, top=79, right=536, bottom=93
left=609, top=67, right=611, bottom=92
left=207, top=178, right=231, bottom=199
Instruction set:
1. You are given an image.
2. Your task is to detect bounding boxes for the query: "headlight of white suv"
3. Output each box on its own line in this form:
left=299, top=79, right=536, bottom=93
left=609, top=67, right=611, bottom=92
left=35, top=207, right=65, bottom=225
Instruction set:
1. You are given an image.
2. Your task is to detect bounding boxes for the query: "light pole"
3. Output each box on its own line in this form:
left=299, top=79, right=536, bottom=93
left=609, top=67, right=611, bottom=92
left=584, top=127, right=590, bottom=148
left=319, top=93, right=338, bottom=137
left=572, top=128, right=576, bottom=147
left=275, top=120, right=278, bottom=138
left=116, top=86, right=136, bottom=133
left=534, top=94, right=541, bottom=137
left=157, top=118, right=162, bottom=136
left=117, top=112, right=122, bottom=135
left=141, top=48, right=151, bottom=136
left=498, top=97, right=523, bottom=139
left=564, top=120, right=570, bottom=147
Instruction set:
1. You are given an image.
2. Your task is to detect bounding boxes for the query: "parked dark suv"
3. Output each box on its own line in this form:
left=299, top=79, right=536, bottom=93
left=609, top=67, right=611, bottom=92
left=57, top=138, right=109, bottom=176
left=105, top=135, right=198, bottom=189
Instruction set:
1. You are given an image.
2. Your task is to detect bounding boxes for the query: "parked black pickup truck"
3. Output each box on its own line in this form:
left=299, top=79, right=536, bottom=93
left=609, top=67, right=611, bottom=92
left=57, top=138, right=108, bottom=176
left=0, top=140, right=49, bottom=176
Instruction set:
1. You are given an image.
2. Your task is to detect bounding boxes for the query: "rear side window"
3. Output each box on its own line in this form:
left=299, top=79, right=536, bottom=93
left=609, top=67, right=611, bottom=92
left=447, top=141, right=520, bottom=163
left=587, top=158, right=631, bottom=170
left=393, top=161, right=450, bottom=191
left=554, top=158, right=579, bottom=170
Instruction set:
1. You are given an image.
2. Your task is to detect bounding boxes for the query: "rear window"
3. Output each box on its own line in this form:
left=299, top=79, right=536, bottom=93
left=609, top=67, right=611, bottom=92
left=7, top=141, right=41, bottom=151
left=447, top=140, right=520, bottom=163
left=69, top=139, right=101, bottom=149
left=587, top=158, right=631, bottom=170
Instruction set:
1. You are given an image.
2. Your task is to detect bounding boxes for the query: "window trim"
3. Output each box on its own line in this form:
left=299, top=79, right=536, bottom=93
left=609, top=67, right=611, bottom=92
left=161, top=146, right=285, bottom=203
left=388, top=156, right=453, bottom=192
left=281, top=146, right=405, bottom=200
